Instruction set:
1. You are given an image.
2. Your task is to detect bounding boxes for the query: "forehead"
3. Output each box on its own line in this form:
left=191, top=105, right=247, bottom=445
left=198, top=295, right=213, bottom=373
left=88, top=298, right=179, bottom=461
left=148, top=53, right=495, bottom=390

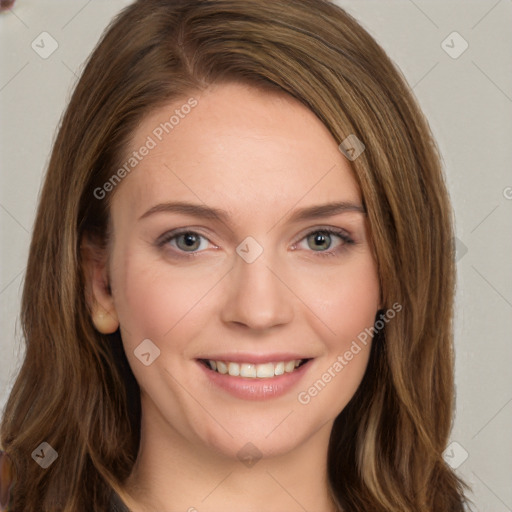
left=111, top=82, right=362, bottom=224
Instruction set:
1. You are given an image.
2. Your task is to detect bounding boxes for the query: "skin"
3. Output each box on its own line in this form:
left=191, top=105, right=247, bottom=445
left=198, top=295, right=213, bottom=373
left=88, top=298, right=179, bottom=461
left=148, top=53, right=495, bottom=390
left=85, top=81, right=382, bottom=512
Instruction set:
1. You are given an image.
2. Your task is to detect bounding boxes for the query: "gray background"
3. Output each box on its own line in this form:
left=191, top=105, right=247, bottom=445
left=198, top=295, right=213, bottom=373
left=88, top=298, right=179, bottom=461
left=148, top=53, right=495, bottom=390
left=1, top=1, right=511, bottom=510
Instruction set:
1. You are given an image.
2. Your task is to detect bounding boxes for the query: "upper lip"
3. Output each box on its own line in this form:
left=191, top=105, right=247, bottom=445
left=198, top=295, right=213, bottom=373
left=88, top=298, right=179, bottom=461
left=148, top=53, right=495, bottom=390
left=196, top=353, right=313, bottom=364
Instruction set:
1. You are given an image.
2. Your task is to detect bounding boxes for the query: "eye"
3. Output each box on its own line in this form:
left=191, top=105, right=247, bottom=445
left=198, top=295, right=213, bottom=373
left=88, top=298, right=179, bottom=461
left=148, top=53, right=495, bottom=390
left=157, top=229, right=213, bottom=255
left=156, top=226, right=354, bottom=258
left=294, top=228, right=354, bottom=257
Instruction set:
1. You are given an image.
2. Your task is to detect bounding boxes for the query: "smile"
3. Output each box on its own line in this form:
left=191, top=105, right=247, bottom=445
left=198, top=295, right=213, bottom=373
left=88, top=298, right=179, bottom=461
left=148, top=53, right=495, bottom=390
left=199, top=359, right=309, bottom=378
left=196, top=353, right=314, bottom=400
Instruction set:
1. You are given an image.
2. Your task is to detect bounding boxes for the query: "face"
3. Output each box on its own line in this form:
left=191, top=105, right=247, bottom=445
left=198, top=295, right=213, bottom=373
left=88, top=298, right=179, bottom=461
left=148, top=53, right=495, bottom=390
left=92, top=81, right=381, bottom=460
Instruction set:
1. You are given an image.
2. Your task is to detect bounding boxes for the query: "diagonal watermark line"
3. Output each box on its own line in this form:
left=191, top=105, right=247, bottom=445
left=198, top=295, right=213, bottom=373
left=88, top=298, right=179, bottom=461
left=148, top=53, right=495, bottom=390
left=201, top=471, right=233, bottom=502
left=0, top=61, right=29, bottom=93
left=266, top=470, right=310, bottom=512
left=265, top=410, right=294, bottom=438
left=161, top=162, right=339, bottom=335
left=162, top=266, right=234, bottom=337
left=61, top=0, right=92, bottom=30
left=266, top=163, right=337, bottom=234
left=0, top=268, right=25, bottom=296
left=265, top=265, right=336, bottom=336
left=407, top=0, right=439, bottom=28
left=471, top=0, right=502, bottom=29
left=472, top=471, right=512, bottom=510
left=61, top=60, right=79, bottom=79
left=163, top=367, right=234, bottom=438
left=470, top=205, right=499, bottom=233
left=162, top=163, right=235, bottom=236
left=309, top=417, right=333, bottom=437
left=471, top=266, right=512, bottom=308
left=472, top=396, right=512, bottom=439
left=472, top=60, right=512, bottom=103
left=412, top=61, right=439, bottom=90
left=7, top=7, right=29, bottom=28
left=0, top=203, right=29, bottom=233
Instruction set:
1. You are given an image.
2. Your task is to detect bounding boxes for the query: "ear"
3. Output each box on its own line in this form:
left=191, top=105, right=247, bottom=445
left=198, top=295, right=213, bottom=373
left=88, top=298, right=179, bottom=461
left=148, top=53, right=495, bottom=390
left=81, top=233, right=119, bottom=334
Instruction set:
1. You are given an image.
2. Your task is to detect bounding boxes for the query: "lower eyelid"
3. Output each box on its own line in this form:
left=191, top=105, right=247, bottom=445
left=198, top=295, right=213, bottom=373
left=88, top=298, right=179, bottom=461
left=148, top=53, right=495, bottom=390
left=158, top=229, right=353, bottom=254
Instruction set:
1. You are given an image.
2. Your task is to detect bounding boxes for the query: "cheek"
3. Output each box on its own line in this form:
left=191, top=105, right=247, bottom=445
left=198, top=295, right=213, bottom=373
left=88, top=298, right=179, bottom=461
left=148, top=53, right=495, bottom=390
left=294, top=257, right=379, bottom=414
left=111, top=247, right=211, bottom=344
left=333, top=270, right=379, bottom=342
left=295, top=252, right=380, bottom=349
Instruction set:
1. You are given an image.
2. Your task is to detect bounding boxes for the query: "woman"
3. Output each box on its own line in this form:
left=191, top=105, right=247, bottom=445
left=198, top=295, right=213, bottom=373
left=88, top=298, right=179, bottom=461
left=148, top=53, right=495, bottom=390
left=0, top=0, right=470, bottom=510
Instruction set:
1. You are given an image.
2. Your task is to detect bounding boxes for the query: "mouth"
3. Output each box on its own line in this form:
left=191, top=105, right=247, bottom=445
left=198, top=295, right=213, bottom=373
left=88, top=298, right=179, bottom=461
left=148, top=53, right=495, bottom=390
left=198, top=358, right=312, bottom=379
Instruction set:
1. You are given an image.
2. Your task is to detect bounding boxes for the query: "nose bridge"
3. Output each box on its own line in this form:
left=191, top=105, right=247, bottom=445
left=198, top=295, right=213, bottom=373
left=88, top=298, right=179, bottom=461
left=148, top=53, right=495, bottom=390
left=221, top=237, right=294, bottom=330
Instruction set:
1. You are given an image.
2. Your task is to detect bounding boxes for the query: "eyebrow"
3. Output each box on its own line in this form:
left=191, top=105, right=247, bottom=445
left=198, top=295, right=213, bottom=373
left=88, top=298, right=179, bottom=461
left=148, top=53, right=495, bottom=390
left=139, top=200, right=366, bottom=224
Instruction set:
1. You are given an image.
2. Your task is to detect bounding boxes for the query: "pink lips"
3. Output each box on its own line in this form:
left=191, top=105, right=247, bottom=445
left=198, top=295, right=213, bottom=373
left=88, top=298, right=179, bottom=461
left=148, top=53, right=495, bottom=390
left=196, top=352, right=309, bottom=364
left=196, top=357, right=313, bottom=400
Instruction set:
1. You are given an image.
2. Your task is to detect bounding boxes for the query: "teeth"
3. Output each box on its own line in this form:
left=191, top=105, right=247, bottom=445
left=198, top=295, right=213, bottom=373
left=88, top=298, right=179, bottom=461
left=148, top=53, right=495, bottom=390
left=216, top=361, right=228, bottom=374
left=206, top=359, right=305, bottom=378
left=228, top=362, right=240, bottom=376
left=256, top=363, right=274, bottom=378
left=284, top=361, right=296, bottom=373
left=240, top=363, right=256, bottom=378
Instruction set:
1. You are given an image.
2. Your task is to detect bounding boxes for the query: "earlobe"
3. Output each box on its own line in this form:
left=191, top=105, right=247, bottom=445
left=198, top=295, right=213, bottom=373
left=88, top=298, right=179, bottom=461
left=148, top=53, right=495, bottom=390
left=92, top=307, right=119, bottom=334
left=81, top=234, right=120, bottom=334
left=90, top=266, right=120, bottom=333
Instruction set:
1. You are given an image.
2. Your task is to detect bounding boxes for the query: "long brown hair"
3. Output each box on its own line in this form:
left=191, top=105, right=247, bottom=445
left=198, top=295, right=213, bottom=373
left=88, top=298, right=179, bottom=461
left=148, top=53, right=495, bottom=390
left=1, top=0, right=470, bottom=510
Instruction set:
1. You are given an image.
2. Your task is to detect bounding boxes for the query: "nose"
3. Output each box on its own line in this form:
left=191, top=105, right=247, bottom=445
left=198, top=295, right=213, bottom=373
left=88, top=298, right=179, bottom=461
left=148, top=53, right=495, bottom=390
left=220, top=247, right=294, bottom=332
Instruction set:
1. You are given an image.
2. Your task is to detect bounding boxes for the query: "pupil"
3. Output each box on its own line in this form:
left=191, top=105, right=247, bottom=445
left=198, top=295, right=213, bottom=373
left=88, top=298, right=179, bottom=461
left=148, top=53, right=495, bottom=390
left=311, top=232, right=330, bottom=251
left=181, top=233, right=199, bottom=249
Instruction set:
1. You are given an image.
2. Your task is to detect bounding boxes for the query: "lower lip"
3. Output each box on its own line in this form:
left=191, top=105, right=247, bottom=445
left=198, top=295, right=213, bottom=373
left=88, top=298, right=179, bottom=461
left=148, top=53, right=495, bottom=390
left=196, top=360, right=312, bottom=401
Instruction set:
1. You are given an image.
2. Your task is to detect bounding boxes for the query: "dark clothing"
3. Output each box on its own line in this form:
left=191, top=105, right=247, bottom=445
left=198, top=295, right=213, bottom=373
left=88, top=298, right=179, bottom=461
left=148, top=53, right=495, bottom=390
left=109, top=489, right=132, bottom=512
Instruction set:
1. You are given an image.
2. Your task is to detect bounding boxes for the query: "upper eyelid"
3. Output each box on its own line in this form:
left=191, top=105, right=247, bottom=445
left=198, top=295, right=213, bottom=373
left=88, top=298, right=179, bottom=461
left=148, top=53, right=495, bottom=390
left=159, top=225, right=352, bottom=248
left=293, top=225, right=352, bottom=242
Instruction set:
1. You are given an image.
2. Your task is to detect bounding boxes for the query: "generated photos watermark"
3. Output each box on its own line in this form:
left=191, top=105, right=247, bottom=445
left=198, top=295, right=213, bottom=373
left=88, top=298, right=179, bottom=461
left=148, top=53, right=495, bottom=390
left=94, top=97, right=198, bottom=200
left=297, top=302, right=402, bottom=405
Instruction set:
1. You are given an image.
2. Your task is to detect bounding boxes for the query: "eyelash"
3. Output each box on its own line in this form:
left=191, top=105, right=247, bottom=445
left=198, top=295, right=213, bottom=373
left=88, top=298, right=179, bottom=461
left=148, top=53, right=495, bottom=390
left=156, top=227, right=355, bottom=259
